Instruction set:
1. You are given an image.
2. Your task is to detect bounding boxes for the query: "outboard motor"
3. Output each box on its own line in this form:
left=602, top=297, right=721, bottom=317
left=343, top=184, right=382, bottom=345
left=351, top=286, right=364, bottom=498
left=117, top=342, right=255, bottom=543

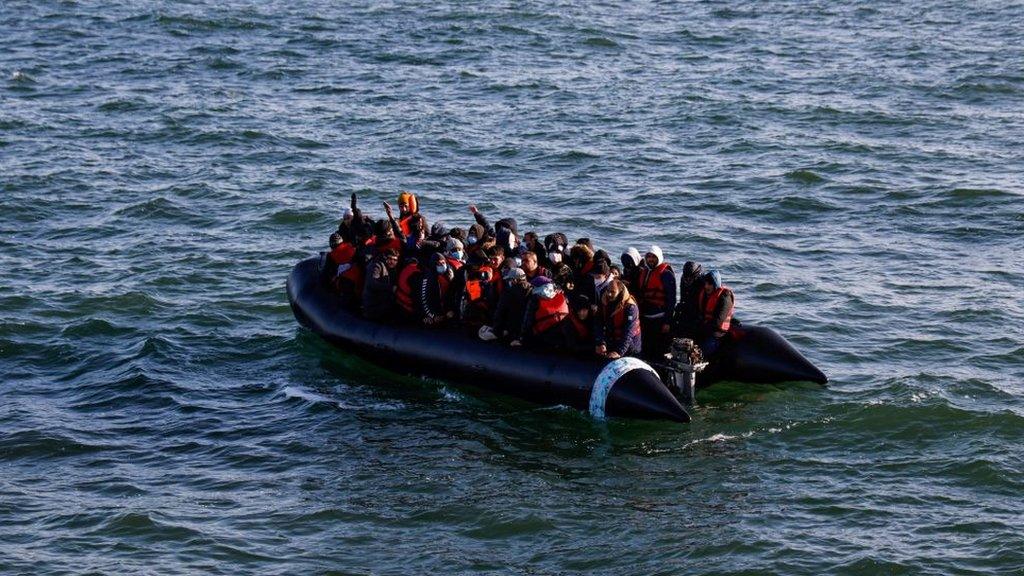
left=660, top=338, right=708, bottom=405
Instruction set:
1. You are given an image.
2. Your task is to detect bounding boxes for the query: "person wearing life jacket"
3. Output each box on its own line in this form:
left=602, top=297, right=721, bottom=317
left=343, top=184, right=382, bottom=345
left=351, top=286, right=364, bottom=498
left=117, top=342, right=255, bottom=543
left=482, top=267, right=531, bottom=342
left=394, top=257, right=424, bottom=321
left=322, top=233, right=344, bottom=284
left=636, top=245, right=677, bottom=359
left=514, top=276, right=571, bottom=350
left=325, top=233, right=364, bottom=310
left=671, top=261, right=706, bottom=339
left=362, top=249, right=400, bottom=323
left=369, top=216, right=403, bottom=258
left=696, top=269, right=734, bottom=356
left=619, top=247, right=642, bottom=291
left=421, top=253, right=457, bottom=325
left=567, top=293, right=595, bottom=354
left=460, top=264, right=497, bottom=326
left=397, top=192, right=419, bottom=237
left=520, top=251, right=550, bottom=282
left=595, top=279, right=642, bottom=359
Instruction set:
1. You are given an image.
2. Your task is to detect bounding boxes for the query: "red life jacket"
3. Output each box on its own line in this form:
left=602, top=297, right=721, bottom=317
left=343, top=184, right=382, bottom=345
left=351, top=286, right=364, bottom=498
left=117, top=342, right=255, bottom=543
left=639, top=262, right=672, bottom=313
left=699, top=286, right=734, bottom=332
left=569, top=314, right=591, bottom=341
left=533, top=292, right=569, bottom=334
left=604, top=297, right=635, bottom=344
left=395, top=261, right=421, bottom=314
left=329, top=243, right=363, bottom=294
left=372, top=236, right=402, bottom=254
left=446, top=257, right=463, bottom=271
left=436, top=273, right=451, bottom=300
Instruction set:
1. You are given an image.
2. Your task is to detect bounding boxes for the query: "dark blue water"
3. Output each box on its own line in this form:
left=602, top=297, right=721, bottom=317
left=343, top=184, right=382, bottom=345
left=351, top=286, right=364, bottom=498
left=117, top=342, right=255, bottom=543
left=2, top=1, right=1023, bottom=574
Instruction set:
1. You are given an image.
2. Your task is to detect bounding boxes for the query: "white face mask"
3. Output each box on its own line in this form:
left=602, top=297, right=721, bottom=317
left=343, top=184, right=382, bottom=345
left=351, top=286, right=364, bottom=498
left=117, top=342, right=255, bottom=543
left=549, top=252, right=563, bottom=264
left=468, top=235, right=478, bottom=245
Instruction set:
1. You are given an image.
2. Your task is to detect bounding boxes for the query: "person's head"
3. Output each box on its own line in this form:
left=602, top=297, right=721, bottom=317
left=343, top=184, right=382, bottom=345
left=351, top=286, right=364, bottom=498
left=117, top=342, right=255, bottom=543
left=432, top=252, right=448, bottom=275
left=531, top=276, right=556, bottom=299
left=602, top=279, right=629, bottom=308
left=503, top=266, right=526, bottom=287
left=409, top=213, right=427, bottom=236
left=375, top=219, right=393, bottom=239
left=610, top=264, right=622, bottom=279
left=704, top=270, right=722, bottom=294
left=644, top=245, right=663, bottom=269
left=430, top=221, right=447, bottom=239
left=590, top=260, right=611, bottom=282
left=621, top=247, right=641, bottom=272
left=575, top=238, right=594, bottom=251
left=521, top=251, right=538, bottom=273
left=329, top=232, right=342, bottom=250
left=383, top=250, right=400, bottom=269
left=682, top=261, right=704, bottom=287
left=544, top=233, right=567, bottom=264
left=498, top=257, right=516, bottom=275
left=449, top=227, right=467, bottom=243
left=572, top=294, right=591, bottom=321
left=398, top=192, right=417, bottom=217
left=488, top=246, right=505, bottom=268
left=343, top=208, right=354, bottom=225
left=446, top=238, right=465, bottom=261
left=570, top=244, right=594, bottom=271
left=467, top=224, right=485, bottom=246
left=524, top=231, right=539, bottom=248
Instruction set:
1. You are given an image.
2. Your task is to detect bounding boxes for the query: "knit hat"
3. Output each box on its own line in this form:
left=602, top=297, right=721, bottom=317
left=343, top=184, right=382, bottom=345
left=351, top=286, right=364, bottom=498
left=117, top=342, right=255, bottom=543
left=446, top=237, right=464, bottom=253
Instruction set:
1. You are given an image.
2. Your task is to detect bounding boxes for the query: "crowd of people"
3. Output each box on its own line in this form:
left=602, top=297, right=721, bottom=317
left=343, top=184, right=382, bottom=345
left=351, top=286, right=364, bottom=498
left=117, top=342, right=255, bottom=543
left=320, top=193, right=736, bottom=362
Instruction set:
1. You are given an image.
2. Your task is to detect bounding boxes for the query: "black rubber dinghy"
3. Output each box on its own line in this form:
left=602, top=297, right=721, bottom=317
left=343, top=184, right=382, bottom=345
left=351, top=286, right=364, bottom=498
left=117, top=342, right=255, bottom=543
left=287, top=257, right=826, bottom=423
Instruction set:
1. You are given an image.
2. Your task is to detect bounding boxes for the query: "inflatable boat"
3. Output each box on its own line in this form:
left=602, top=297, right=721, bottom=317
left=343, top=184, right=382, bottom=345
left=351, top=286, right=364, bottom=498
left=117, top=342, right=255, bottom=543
left=287, top=257, right=826, bottom=423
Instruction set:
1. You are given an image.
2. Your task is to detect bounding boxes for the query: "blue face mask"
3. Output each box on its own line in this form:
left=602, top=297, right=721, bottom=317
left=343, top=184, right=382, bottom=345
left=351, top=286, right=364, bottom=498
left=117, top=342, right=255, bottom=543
left=451, top=250, right=464, bottom=261
left=436, top=264, right=447, bottom=274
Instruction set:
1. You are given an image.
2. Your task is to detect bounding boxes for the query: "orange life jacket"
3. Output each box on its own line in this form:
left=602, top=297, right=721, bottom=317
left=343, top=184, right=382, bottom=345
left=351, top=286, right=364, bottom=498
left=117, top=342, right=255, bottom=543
left=465, top=266, right=494, bottom=303
left=399, top=215, right=414, bottom=237
left=533, top=292, right=569, bottom=334
left=569, top=314, right=591, bottom=341
left=396, top=261, right=421, bottom=314
left=699, top=286, right=733, bottom=332
left=639, top=262, right=672, bottom=313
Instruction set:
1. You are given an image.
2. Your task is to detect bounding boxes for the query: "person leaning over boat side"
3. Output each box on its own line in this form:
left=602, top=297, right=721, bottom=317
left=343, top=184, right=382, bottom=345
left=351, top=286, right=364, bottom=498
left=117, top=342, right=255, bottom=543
left=362, top=248, right=400, bottom=323
left=696, top=269, right=734, bottom=356
left=595, top=279, right=642, bottom=359
left=671, top=261, right=705, bottom=339
left=619, top=247, right=642, bottom=290
left=421, top=252, right=457, bottom=325
left=395, top=257, right=424, bottom=322
left=483, top=267, right=531, bottom=342
left=513, top=276, right=571, bottom=350
left=636, top=245, right=677, bottom=360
